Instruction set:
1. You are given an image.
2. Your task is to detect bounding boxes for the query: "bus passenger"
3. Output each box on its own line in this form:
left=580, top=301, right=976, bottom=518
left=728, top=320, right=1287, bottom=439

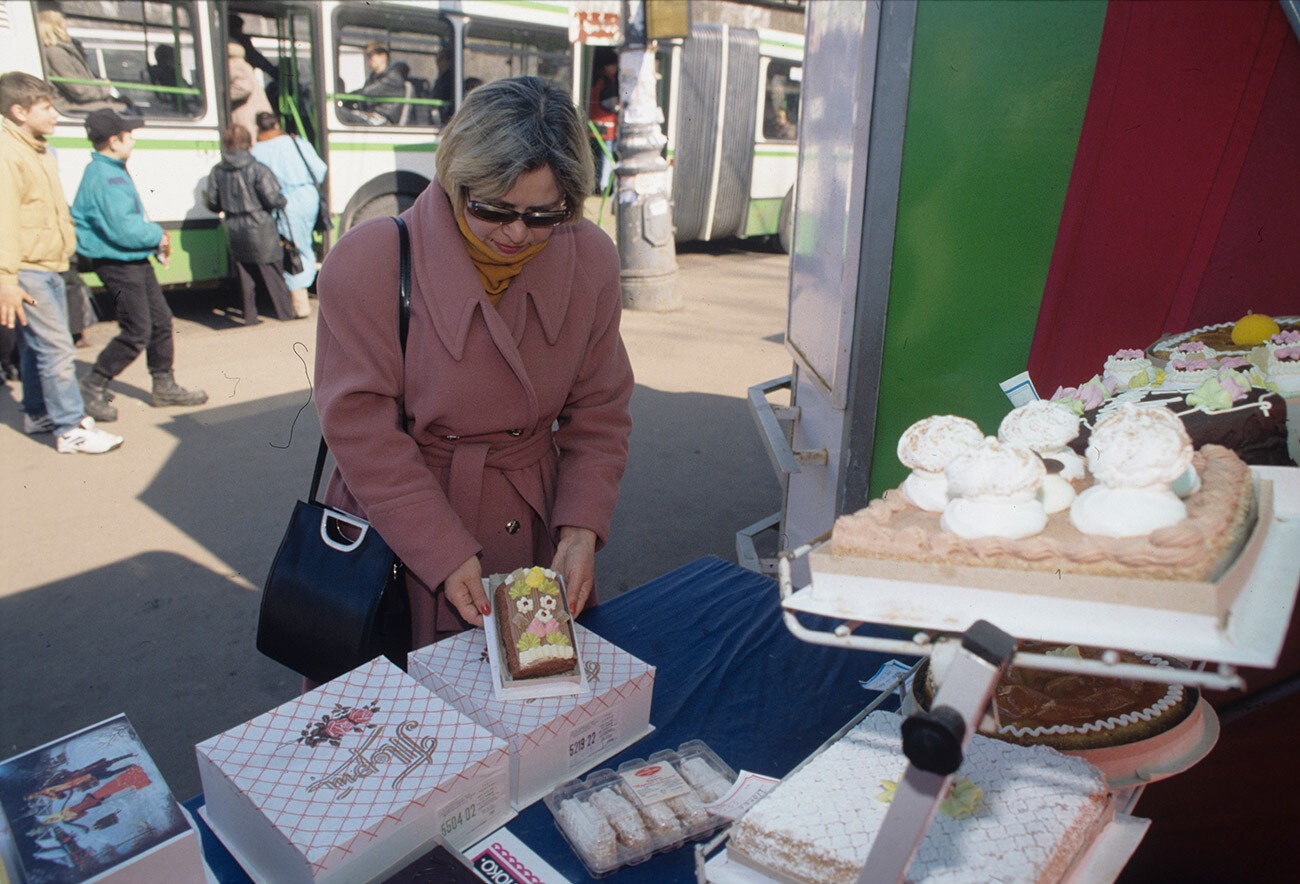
left=148, top=45, right=199, bottom=115
left=228, top=42, right=271, bottom=144
left=251, top=112, right=326, bottom=318
left=355, top=42, right=409, bottom=125
left=203, top=124, right=296, bottom=325
left=36, top=10, right=128, bottom=114
left=312, top=76, right=633, bottom=669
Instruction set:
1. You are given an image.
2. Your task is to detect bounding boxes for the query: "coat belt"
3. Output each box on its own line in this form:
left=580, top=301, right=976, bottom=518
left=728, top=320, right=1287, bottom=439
left=422, top=430, right=556, bottom=532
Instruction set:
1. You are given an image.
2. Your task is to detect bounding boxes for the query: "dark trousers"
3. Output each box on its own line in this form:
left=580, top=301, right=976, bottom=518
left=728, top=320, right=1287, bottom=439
left=90, top=258, right=174, bottom=379
left=235, top=261, right=294, bottom=323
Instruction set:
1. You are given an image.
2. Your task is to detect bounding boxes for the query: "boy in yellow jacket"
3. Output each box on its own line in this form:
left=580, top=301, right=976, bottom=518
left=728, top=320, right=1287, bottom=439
left=0, top=71, right=121, bottom=453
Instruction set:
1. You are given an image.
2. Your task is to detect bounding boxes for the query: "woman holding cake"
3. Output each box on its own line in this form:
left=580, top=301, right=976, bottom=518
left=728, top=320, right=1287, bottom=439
left=313, top=76, right=633, bottom=659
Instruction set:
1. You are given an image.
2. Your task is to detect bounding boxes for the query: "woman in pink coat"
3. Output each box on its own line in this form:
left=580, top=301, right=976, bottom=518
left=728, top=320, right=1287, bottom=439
left=314, top=76, right=633, bottom=652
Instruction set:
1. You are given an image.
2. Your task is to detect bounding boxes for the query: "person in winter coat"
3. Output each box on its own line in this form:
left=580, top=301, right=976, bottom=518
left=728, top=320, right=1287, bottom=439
left=203, top=124, right=295, bottom=324
left=36, top=10, right=129, bottom=114
left=227, top=42, right=272, bottom=144
left=72, top=109, right=206, bottom=419
left=314, top=76, right=633, bottom=659
left=250, top=111, right=326, bottom=318
left=354, top=43, right=409, bottom=125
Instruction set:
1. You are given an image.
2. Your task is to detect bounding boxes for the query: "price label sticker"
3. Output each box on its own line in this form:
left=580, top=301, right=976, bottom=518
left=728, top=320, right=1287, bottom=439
left=701, top=771, right=780, bottom=821
left=566, top=710, right=617, bottom=770
left=618, top=762, right=692, bottom=804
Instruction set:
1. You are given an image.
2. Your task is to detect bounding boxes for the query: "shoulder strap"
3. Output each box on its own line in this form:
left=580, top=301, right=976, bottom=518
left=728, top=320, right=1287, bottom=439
left=309, top=215, right=411, bottom=502
left=288, top=135, right=322, bottom=190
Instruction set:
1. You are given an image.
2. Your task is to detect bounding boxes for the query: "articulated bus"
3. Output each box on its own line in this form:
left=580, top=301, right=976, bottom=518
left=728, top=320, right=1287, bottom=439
left=1, top=0, right=802, bottom=288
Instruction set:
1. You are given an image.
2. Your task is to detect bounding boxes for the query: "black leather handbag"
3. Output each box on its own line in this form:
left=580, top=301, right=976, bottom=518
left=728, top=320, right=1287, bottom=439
left=277, top=210, right=304, bottom=275
left=256, top=217, right=413, bottom=683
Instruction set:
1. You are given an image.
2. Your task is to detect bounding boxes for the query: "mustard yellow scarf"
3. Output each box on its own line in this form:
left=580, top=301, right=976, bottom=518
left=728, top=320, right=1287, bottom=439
left=455, top=211, right=548, bottom=307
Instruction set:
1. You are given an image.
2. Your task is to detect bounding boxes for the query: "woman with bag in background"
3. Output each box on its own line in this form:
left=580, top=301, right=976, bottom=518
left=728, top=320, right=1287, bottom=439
left=203, top=124, right=296, bottom=325
left=314, top=76, right=634, bottom=666
left=251, top=111, right=326, bottom=318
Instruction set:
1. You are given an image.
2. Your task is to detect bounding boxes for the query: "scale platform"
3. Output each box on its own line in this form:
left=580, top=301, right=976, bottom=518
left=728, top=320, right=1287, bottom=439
left=782, top=466, right=1300, bottom=674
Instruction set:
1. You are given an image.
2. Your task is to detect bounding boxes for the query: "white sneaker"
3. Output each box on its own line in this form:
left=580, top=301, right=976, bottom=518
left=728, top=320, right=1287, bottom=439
left=56, top=417, right=123, bottom=454
left=23, top=414, right=54, bottom=434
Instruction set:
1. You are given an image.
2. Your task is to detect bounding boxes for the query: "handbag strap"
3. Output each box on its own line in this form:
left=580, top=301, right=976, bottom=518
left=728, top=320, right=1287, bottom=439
left=309, top=215, right=411, bottom=503
left=288, top=134, right=323, bottom=192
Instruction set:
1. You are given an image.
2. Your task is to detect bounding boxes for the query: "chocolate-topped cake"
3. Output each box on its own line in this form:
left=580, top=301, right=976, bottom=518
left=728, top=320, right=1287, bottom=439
left=493, top=566, right=577, bottom=680
left=1069, top=387, right=1291, bottom=466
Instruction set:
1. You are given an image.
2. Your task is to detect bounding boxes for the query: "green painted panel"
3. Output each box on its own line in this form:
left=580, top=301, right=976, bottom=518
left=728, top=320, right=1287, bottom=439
left=81, top=226, right=227, bottom=290
left=868, top=0, right=1106, bottom=494
left=745, top=197, right=783, bottom=237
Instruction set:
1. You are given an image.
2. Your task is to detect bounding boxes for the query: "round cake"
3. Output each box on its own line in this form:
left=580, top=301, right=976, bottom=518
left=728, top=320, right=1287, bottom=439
left=915, top=641, right=1199, bottom=752
left=1148, top=315, right=1300, bottom=364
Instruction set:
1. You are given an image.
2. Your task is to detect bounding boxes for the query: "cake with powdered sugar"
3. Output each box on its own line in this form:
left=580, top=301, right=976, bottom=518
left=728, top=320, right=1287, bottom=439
left=726, top=712, right=1111, bottom=884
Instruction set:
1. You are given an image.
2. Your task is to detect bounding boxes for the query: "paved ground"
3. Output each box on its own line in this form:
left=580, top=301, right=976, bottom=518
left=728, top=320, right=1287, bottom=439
left=0, top=239, right=792, bottom=800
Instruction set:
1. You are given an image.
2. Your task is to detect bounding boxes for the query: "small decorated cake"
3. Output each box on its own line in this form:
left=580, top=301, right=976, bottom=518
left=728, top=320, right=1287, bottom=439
left=726, top=712, right=1111, bottom=884
left=918, top=641, right=1197, bottom=752
left=1069, top=404, right=1193, bottom=538
left=940, top=437, right=1048, bottom=540
left=896, top=415, right=985, bottom=512
left=1103, top=348, right=1154, bottom=389
left=1266, top=333, right=1300, bottom=397
left=1162, top=342, right=1220, bottom=386
left=493, top=566, right=577, bottom=680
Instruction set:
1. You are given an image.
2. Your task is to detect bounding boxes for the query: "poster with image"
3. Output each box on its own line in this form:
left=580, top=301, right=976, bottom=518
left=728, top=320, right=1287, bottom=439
left=0, top=715, right=189, bottom=884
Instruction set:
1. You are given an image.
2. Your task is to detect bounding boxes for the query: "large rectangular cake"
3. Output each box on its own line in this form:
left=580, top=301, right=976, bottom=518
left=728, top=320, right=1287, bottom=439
left=196, top=658, right=511, bottom=884
left=832, top=445, right=1254, bottom=582
left=726, top=712, right=1111, bottom=884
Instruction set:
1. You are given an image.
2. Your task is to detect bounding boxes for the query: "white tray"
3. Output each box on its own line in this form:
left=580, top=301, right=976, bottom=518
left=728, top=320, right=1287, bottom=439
left=785, top=466, right=1300, bottom=667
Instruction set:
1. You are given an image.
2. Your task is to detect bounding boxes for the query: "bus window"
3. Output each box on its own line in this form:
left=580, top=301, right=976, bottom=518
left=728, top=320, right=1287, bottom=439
left=229, top=9, right=320, bottom=147
left=35, top=0, right=204, bottom=120
left=762, top=59, right=800, bottom=141
left=463, top=21, right=572, bottom=99
left=333, top=6, right=451, bottom=128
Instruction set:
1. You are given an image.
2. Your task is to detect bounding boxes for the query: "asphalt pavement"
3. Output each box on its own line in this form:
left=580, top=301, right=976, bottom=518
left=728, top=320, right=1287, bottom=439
left=0, top=237, right=792, bottom=800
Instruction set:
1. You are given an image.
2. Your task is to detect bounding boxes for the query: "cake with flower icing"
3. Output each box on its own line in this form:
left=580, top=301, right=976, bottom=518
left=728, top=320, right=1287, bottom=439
left=1149, top=315, right=1300, bottom=363
left=1265, top=331, right=1300, bottom=397
left=493, top=566, right=577, bottom=679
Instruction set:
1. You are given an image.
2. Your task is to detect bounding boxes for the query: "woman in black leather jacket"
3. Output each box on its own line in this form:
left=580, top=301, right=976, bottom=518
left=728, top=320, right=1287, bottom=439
left=203, top=124, right=296, bottom=324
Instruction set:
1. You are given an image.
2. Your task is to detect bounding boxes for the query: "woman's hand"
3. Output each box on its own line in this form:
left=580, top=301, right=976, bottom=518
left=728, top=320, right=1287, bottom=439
left=444, top=555, right=489, bottom=626
left=552, top=526, right=597, bottom=616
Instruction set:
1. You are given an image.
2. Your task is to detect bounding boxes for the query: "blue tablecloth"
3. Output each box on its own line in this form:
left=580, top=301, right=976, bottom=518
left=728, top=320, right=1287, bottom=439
left=186, top=555, right=913, bottom=882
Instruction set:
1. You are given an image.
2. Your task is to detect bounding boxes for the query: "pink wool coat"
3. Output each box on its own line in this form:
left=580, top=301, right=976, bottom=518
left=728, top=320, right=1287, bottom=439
left=314, top=181, right=633, bottom=646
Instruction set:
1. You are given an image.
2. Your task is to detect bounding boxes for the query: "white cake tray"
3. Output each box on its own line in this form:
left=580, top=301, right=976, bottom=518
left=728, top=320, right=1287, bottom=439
left=784, top=466, right=1300, bottom=670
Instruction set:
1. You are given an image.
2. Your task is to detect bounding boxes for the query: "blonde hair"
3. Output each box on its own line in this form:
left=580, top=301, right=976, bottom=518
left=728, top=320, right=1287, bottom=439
left=435, top=76, right=594, bottom=222
left=36, top=10, right=71, bottom=47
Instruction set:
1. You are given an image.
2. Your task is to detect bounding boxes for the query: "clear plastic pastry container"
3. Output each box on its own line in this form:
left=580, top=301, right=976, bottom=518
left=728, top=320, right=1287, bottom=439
left=542, top=740, right=737, bottom=877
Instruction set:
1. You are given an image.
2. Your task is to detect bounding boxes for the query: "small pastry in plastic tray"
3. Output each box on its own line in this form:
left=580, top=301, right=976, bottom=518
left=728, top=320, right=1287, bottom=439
left=543, top=740, right=737, bottom=876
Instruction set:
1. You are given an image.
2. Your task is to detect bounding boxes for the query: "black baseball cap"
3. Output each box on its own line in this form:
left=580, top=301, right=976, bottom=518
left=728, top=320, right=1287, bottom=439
left=85, top=109, right=144, bottom=142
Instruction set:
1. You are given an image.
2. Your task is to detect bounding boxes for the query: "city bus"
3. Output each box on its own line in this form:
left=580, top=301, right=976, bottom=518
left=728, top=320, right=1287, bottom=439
left=1, top=0, right=803, bottom=289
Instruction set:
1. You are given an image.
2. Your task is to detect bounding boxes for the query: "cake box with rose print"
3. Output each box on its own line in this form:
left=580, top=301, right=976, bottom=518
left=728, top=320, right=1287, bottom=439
left=195, top=658, right=512, bottom=884
left=409, top=623, right=655, bottom=808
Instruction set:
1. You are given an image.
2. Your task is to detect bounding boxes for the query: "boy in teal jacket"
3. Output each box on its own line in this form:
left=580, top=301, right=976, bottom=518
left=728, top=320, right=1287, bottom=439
left=71, top=109, right=205, bottom=418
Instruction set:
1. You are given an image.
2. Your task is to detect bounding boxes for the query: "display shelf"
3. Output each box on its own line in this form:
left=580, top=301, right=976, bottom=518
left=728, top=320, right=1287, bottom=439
left=778, top=466, right=1300, bottom=689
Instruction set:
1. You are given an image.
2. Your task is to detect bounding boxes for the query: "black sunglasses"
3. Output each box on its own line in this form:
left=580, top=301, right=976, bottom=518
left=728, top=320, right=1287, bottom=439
left=466, top=199, right=571, bottom=229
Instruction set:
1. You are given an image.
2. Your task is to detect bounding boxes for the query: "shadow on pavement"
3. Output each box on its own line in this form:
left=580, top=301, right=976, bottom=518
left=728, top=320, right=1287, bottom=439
left=0, top=551, right=299, bottom=802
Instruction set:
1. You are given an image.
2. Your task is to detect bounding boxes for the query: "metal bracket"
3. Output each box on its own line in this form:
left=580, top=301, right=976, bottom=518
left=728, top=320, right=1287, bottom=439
left=747, top=375, right=828, bottom=477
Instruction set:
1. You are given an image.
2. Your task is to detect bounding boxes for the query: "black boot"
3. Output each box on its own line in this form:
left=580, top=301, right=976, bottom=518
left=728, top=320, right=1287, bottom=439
left=79, top=371, right=118, bottom=422
left=151, top=371, right=208, bottom=407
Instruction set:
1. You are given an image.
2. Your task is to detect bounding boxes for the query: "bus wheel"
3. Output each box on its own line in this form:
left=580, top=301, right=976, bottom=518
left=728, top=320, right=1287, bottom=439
left=347, top=192, right=419, bottom=230
left=777, top=186, right=795, bottom=254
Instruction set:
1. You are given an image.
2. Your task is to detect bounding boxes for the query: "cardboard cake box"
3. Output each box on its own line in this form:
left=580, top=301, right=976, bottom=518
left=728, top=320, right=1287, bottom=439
left=409, top=623, right=655, bottom=808
left=195, top=658, right=512, bottom=884
left=0, top=713, right=205, bottom=884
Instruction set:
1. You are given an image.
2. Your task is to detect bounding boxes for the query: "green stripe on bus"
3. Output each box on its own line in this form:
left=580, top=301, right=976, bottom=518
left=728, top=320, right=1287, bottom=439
left=81, top=226, right=228, bottom=288
left=49, top=136, right=219, bottom=151
left=329, top=141, right=438, bottom=152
